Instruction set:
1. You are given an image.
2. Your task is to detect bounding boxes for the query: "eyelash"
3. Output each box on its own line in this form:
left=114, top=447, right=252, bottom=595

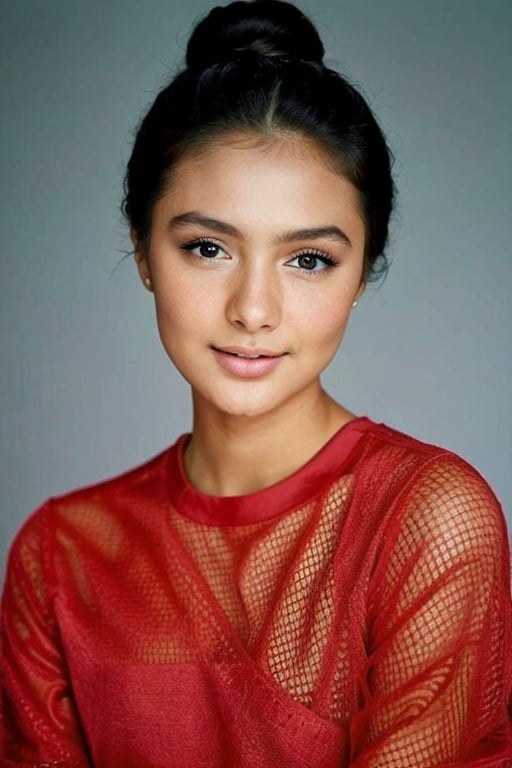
left=287, top=250, right=338, bottom=274
left=180, top=237, right=338, bottom=274
left=180, top=237, right=227, bottom=260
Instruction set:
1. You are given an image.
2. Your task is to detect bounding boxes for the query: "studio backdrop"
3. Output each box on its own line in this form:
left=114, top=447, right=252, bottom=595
left=1, top=0, right=511, bottom=579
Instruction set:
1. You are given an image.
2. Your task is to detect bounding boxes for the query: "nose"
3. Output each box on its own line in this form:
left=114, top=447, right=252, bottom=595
left=225, top=261, right=281, bottom=332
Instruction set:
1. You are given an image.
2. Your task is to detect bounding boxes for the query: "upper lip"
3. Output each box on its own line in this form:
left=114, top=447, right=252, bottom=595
left=212, top=345, right=286, bottom=358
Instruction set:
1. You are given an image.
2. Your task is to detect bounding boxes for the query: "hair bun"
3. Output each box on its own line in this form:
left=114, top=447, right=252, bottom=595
left=186, top=0, right=325, bottom=69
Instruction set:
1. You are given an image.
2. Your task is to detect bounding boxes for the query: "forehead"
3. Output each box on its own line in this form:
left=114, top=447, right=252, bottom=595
left=171, top=130, right=345, bottom=181
left=161, top=131, right=364, bottom=223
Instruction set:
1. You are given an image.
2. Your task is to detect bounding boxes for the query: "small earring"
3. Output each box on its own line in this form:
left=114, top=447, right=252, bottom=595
left=144, top=276, right=153, bottom=291
left=352, top=300, right=358, bottom=308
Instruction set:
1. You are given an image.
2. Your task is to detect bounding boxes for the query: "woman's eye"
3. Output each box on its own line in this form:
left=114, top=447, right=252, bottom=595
left=287, top=252, right=336, bottom=272
left=181, top=239, right=226, bottom=260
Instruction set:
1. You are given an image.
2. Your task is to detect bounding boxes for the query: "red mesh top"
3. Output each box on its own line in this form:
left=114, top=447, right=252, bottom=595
left=1, top=417, right=511, bottom=767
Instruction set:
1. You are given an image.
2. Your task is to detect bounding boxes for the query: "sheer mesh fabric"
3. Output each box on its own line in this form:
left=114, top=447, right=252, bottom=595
left=1, top=419, right=511, bottom=767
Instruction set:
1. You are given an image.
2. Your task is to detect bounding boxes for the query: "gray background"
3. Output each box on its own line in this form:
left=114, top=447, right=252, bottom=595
left=1, top=0, right=511, bottom=580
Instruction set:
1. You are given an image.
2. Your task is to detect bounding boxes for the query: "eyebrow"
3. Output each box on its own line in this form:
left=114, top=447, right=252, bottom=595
left=169, top=211, right=352, bottom=247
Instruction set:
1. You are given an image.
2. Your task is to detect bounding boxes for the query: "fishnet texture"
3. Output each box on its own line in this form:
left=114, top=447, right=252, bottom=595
left=1, top=420, right=511, bottom=767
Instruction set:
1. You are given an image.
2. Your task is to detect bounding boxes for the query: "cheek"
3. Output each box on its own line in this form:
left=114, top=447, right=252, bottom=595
left=319, top=313, right=351, bottom=350
left=153, top=281, right=219, bottom=341
left=292, top=291, right=352, bottom=346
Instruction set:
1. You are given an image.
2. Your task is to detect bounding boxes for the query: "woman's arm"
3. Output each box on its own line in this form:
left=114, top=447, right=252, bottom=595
left=1, top=503, right=91, bottom=766
left=351, top=456, right=512, bottom=767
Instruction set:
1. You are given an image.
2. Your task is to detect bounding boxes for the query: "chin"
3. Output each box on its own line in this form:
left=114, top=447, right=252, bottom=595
left=216, top=400, right=274, bottom=420
left=204, top=388, right=285, bottom=420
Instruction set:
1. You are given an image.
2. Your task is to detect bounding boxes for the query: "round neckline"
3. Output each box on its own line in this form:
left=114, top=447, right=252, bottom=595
left=166, top=416, right=373, bottom=527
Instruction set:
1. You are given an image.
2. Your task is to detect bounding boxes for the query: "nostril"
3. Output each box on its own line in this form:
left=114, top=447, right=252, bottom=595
left=225, top=280, right=281, bottom=332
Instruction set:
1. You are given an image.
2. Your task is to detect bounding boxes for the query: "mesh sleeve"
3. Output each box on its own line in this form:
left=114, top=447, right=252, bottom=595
left=0, top=502, right=91, bottom=766
left=350, top=456, right=512, bottom=767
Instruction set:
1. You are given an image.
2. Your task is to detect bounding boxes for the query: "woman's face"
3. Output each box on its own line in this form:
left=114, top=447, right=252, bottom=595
left=136, top=132, right=366, bottom=421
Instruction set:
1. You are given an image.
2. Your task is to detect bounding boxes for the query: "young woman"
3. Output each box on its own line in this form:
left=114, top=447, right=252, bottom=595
left=1, top=1, right=511, bottom=766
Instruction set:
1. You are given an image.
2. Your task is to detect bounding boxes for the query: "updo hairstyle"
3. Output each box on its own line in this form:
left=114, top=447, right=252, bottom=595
left=123, top=0, right=395, bottom=281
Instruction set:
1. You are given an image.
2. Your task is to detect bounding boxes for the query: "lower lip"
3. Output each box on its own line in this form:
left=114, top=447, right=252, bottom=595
left=212, top=349, right=285, bottom=378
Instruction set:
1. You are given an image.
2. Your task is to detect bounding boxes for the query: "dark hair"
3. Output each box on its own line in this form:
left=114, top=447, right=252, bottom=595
left=123, top=0, right=395, bottom=281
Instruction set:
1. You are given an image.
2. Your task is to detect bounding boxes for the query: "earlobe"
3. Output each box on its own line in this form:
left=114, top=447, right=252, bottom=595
left=137, top=258, right=153, bottom=292
left=131, top=232, right=153, bottom=292
left=353, top=281, right=366, bottom=307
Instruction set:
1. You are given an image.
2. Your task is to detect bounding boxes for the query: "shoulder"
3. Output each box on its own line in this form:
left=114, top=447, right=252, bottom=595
left=360, top=427, right=511, bottom=657
left=358, top=419, right=508, bottom=553
left=53, top=441, right=177, bottom=509
left=7, top=439, right=184, bottom=568
left=354, top=419, right=450, bottom=483
left=363, top=423, right=509, bottom=584
left=362, top=419, right=453, bottom=463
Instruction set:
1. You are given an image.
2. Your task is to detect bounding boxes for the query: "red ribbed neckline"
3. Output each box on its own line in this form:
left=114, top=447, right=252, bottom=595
left=167, top=416, right=373, bottom=527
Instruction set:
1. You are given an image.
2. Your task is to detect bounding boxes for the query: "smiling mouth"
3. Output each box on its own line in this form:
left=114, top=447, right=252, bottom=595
left=210, top=345, right=287, bottom=378
left=211, top=346, right=285, bottom=359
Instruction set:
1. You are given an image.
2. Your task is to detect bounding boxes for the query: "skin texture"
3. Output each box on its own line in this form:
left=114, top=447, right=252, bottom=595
left=134, top=132, right=366, bottom=495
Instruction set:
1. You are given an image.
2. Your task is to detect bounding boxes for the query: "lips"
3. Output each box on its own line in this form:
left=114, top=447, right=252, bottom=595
left=213, top=345, right=284, bottom=358
left=211, top=345, right=287, bottom=378
left=229, top=352, right=268, bottom=359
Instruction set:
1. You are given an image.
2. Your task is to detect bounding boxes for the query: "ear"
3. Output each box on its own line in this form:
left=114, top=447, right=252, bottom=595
left=131, top=229, right=152, bottom=289
left=354, top=280, right=366, bottom=304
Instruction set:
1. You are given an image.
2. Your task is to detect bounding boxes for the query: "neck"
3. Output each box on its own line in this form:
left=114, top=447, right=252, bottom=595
left=184, top=388, right=355, bottom=496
